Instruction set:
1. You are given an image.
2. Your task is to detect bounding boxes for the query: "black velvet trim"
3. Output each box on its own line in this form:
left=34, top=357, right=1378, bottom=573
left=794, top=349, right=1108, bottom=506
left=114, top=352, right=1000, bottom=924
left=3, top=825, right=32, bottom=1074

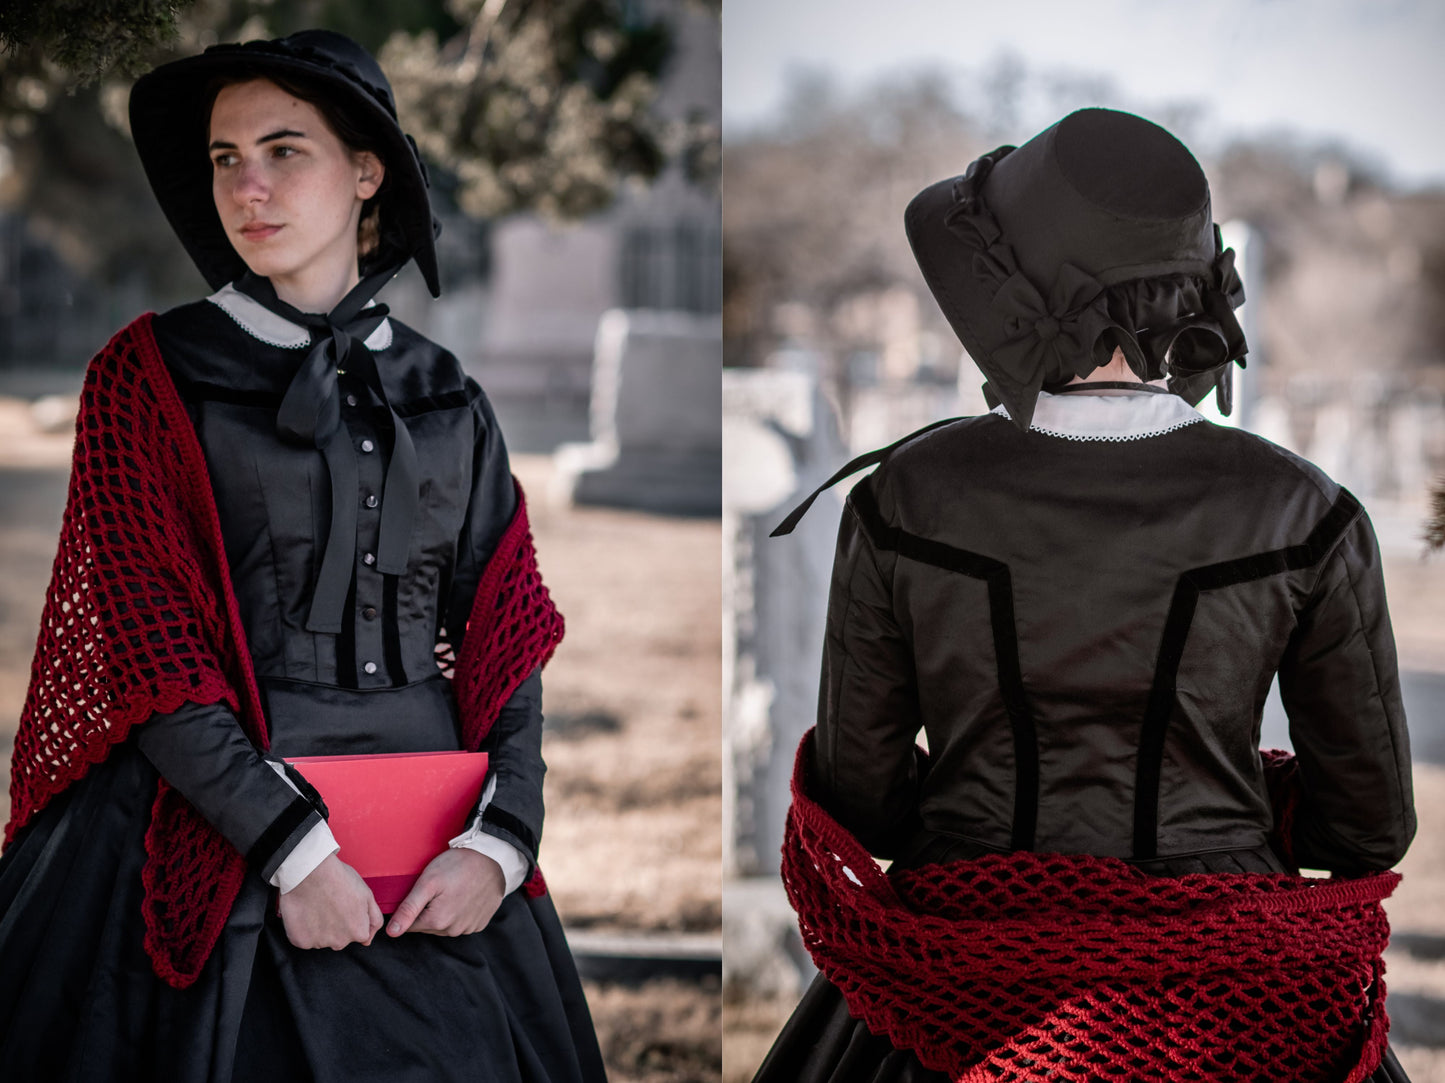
left=390, top=388, right=473, bottom=418
left=170, top=374, right=471, bottom=418
left=246, top=795, right=318, bottom=873
left=480, top=804, right=539, bottom=859
left=1132, top=490, right=1362, bottom=858
left=337, top=566, right=358, bottom=689
left=850, top=482, right=1039, bottom=849
left=170, top=376, right=282, bottom=409
left=382, top=573, right=408, bottom=686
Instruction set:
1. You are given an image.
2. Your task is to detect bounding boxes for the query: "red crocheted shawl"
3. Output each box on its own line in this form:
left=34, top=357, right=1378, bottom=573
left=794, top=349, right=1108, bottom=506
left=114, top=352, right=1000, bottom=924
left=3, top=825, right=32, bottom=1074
left=4, top=314, right=565, bottom=988
left=783, top=729, right=1400, bottom=1083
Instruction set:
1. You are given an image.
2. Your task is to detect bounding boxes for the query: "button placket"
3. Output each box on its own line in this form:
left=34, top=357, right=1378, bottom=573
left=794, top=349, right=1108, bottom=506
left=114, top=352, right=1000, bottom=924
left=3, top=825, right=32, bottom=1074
left=352, top=402, right=387, bottom=685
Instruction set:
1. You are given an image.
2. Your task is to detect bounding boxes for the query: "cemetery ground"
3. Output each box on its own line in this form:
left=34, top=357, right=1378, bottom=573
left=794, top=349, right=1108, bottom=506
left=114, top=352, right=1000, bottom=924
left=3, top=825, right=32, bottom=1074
left=0, top=399, right=723, bottom=1083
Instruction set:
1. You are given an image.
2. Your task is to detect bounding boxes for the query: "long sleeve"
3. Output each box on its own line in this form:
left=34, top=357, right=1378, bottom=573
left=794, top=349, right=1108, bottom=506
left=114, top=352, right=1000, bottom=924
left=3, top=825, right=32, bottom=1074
left=1278, top=510, right=1416, bottom=873
left=135, top=703, right=332, bottom=885
left=813, top=479, right=924, bottom=858
left=440, top=380, right=546, bottom=871
left=463, top=670, right=545, bottom=877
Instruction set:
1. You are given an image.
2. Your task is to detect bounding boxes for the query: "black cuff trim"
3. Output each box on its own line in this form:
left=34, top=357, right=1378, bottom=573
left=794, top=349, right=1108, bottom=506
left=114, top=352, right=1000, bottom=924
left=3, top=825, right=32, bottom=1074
left=278, top=760, right=330, bottom=821
left=246, top=795, right=319, bottom=873
left=480, top=804, right=540, bottom=859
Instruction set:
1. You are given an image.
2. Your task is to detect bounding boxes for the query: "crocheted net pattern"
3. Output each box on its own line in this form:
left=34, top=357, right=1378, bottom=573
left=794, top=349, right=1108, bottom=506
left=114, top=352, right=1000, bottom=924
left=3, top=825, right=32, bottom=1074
left=452, top=478, right=565, bottom=898
left=5, top=315, right=564, bottom=983
left=782, top=730, right=1398, bottom=1082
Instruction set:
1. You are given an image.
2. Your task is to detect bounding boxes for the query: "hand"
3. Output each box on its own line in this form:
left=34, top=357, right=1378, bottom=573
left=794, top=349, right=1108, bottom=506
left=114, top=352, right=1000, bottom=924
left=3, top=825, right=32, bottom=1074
left=278, top=853, right=384, bottom=950
left=386, top=848, right=506, bottom=938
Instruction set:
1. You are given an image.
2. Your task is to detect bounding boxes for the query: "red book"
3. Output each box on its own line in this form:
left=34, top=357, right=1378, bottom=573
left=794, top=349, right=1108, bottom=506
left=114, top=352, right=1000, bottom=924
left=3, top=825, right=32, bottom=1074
left=285, top=750, right=490, bottom=913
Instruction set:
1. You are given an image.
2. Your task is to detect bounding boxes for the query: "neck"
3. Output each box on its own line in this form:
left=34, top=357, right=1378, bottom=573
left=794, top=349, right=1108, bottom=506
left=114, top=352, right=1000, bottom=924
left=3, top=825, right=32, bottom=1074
left=1066, top=353, right=1167, bottom=391
left=268, top=255, right=361, bottom=315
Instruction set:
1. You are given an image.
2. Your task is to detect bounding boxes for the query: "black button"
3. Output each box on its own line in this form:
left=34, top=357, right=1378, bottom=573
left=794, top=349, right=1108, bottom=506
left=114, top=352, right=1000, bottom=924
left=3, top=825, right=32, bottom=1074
left=362, top=552, right=376, bottom=566
left=364, top=493, right=379, bottom=508
left=345, top=393, right=358, bottom=407
left=362, top=606, right=377, bottom=621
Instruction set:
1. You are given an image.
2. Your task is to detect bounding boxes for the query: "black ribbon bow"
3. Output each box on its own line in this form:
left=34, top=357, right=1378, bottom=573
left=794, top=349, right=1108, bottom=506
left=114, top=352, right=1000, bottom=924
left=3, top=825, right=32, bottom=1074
left=234, top=269, right=419, bottom=635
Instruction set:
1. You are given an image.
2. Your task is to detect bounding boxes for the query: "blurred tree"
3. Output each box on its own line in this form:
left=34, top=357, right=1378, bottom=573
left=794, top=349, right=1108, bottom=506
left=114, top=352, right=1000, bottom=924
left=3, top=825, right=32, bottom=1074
left=723, top=68, right=983, bottom=369
left=0, top=0, right=199, bottom=85
left=381, top=0, right=671, bottom=220
left=0, top=0, right=711, bottom=299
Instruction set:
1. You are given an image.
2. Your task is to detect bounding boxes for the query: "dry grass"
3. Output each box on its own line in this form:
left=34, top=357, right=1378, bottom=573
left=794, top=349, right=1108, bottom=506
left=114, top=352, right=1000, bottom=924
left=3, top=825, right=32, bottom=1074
left=511, top=454, right=722, bottom=937
left=587, top=978, right=722, bottom=1083
left=720, top=995, right=792, bottom=1083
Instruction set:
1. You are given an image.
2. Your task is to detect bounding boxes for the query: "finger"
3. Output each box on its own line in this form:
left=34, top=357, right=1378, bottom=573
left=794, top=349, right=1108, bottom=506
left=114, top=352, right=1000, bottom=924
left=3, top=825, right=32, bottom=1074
left=365, top=897, right=384, bottom=944
left=388, top=879, right=438, bottom=937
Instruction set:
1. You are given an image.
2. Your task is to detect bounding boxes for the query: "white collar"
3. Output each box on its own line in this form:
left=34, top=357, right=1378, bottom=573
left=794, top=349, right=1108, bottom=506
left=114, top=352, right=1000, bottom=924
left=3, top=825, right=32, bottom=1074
left=206, top=282, right=393, bottom=351
left=991, top=388, right=1205, bottom=441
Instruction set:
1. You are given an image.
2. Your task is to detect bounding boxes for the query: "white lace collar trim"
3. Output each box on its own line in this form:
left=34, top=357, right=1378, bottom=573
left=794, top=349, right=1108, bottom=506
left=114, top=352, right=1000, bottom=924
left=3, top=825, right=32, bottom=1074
left=206, top=283, right=393, bottom=351
left=991, top=388, right=1205, bottom=441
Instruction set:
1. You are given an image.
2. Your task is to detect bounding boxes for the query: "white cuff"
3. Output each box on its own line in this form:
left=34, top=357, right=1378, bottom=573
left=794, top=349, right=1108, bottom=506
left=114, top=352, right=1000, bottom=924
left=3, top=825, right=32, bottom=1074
left=270, top=820, right=341, bottom=893
left=447, top=774, right=530, bottom=895
left=264, top=760, right=340, bottom=894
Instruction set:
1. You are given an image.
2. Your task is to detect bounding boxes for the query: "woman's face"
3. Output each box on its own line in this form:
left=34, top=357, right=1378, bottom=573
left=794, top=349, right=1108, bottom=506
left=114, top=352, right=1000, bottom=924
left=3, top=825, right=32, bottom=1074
left=208, top=78, right=383, bottom=300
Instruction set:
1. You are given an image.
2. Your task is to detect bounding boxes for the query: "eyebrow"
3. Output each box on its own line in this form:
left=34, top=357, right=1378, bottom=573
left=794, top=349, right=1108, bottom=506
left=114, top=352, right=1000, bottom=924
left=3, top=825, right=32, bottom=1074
left=208, top=128, right=308, bottom=152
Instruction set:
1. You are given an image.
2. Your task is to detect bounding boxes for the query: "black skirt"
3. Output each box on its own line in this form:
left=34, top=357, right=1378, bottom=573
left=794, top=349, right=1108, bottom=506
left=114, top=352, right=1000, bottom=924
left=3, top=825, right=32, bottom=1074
left=0, top=743, right=607, bottom=1083
left=752, top=845, right=1412, bottom=1083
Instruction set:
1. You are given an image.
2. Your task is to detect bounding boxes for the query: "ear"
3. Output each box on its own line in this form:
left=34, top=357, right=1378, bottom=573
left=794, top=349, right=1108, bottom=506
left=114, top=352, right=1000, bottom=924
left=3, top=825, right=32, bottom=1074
left=354, top=150, right=385, bottom=201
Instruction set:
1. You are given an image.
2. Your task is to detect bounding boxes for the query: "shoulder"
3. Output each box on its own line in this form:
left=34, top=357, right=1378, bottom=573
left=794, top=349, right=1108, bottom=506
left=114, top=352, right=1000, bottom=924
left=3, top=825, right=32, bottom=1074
left=883, top=412, right=1016, bottom=474
left=864, top=411, right=1017, bottom=501
left=150, top=297, right=244, bottom=349
left=381, top=318, right=507, bottom=442
left=148, top=293, right=291, bottom=390
left=380, top=316, right=472, bottom=403
left=1180, top=421, right=1342, bottom=504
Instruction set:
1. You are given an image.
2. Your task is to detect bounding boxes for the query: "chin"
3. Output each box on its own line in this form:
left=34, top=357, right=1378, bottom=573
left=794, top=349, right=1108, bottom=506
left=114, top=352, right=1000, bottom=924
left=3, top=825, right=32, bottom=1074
left=234, top=249, right=303, bottom=282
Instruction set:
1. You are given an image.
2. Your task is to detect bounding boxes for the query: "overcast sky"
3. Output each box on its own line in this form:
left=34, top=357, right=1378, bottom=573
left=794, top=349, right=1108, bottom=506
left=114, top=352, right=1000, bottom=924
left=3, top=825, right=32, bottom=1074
left=723, top=0, right=1445, bottom=188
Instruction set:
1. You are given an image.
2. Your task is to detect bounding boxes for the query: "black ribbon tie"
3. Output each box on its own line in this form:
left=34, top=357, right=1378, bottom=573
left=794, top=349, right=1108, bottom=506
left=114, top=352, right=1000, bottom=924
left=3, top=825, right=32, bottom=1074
left=235, top=269, right=419, bottom=634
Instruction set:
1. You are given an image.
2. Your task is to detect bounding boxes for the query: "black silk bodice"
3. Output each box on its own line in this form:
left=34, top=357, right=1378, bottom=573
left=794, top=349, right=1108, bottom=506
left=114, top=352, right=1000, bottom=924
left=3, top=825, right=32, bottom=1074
left=133, top=289, right=544, bottom=872
left=815, top=400, right=1415, bottom=876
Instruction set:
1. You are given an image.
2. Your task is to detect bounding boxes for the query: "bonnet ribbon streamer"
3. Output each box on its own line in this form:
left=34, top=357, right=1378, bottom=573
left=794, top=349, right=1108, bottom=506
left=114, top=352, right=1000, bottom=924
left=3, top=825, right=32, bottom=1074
left=233, top=269, right=419, bottom=634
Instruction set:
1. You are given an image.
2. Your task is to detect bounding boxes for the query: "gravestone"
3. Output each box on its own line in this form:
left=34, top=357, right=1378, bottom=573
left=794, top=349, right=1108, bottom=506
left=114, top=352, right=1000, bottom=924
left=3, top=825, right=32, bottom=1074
left=553, top=309, right=722, bottom=514
left=723, top=368, right=848, bottom=877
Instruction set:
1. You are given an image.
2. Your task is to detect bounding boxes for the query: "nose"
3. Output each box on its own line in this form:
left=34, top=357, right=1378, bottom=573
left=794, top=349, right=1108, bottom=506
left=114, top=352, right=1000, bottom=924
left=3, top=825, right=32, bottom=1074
left=226, top=157, right=269, bottom=206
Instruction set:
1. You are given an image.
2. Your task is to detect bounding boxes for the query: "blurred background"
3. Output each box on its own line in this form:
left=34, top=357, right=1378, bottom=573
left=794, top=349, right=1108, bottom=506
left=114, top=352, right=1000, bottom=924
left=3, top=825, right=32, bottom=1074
left=0, top=1, right=720, bottom=1080
left=721, top=2, right=1445, bottom=1080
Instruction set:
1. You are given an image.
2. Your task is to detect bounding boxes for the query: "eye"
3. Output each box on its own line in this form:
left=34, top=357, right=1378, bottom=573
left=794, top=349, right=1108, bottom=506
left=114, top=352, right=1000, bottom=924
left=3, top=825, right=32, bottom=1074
left=272, top=144, right=298, bottom=159
left=211, top=152, right=236, bottom=169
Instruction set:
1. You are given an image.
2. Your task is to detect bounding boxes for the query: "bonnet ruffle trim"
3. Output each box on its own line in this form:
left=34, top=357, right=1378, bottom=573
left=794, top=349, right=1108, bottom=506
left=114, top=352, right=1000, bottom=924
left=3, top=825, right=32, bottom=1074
left=942, top=147, right=1249, bottom=416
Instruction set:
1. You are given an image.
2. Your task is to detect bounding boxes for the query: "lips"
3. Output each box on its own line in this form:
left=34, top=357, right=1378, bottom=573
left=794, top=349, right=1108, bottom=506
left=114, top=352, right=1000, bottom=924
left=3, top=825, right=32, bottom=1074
left=238, top=223, right=283, bottom=241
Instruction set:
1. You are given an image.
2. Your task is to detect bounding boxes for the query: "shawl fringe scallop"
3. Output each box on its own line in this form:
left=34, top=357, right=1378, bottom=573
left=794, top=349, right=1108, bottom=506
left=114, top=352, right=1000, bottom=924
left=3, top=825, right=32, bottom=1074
left=783, top=728, right=1399, bottom=1083
left=5, top=314, right=564, bottom=986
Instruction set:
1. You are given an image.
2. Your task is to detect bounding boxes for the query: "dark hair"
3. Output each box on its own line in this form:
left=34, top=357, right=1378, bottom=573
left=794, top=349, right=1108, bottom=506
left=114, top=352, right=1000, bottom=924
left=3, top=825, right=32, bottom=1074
left=203, top=66, right=404, bottom=276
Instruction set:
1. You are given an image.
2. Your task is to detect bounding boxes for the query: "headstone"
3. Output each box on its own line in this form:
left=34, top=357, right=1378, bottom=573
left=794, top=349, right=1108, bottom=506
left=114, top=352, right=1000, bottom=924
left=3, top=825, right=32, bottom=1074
left=723, top=368, right=848, bottom=877
left=553, top=308, right=722, bottom=514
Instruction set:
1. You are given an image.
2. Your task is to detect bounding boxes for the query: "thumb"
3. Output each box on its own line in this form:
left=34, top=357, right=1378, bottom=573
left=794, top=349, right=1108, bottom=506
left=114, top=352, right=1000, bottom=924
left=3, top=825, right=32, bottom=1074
left=387, top=878, right=437, bottom=937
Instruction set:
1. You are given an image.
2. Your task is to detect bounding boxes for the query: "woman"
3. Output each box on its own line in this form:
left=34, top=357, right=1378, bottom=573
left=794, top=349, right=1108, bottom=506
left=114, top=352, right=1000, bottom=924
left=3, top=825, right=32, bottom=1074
left=0, top=29, right=606, bottom=1083
left=756, top=109, right=1415, bottom=1081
